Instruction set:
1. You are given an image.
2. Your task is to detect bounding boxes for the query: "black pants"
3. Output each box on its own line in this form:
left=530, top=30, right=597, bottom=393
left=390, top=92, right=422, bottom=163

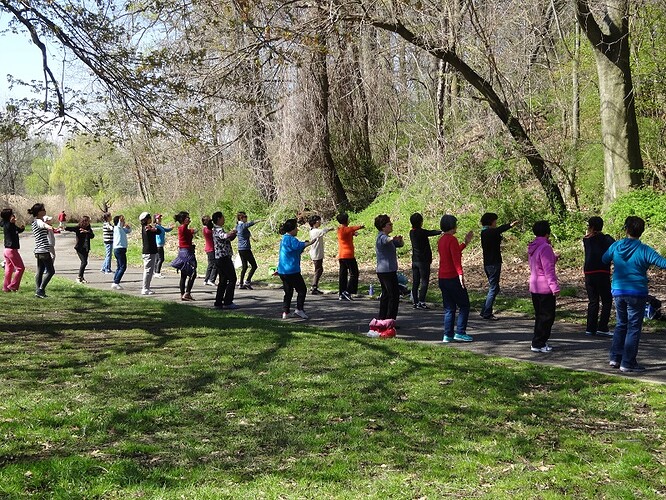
left=215, top=256, right=237, bottom=306
left=239, top=249, right=257, bottom=284
left=585, top=273, right=612, bottom=333
left=312, top=259, right=323, bottom=288
left=338, top=258, right=359, bottom=294
left=205, top=251, right=218, bottom=283
left=35, top=252, right=55, bottom=292
left=179, top=269, right=197, bottom=295
left=411, top=260, right=431, bottom=304
left=282, top=273, right=307, bottom=313
left=75, top=249, right=89, bottom=279
left=377, top=272, right=400, bottom=320
left=531, top=293, right=556, bottom=348
left=155, top=247, right=165, bottom=273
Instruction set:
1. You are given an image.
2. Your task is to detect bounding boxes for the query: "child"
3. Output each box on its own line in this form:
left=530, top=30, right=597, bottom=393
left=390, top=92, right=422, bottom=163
left=479, top=213, right=518, bottom=320
left=139, top=212, right=159, bottom=295
left=171, top=211, right=197, bottom=301
left=64, top=215, right=95, bottom=283
left=336, top=213, right=364, bottom=301
left=308, top=215, right=333, bottom=294
left=437, top=215, right=474, bottom=342
left=100, top=212, right=114, bottom=274
left=28, top=203, right=55, bottom=298
left=583, top=216, right=614, bottom=336
left=374, top=214, right=404, bottom=321
left=528, top=220, right=560, bottom=353
left=236, top=212, right=260, bottom=289
left=278, top=218, right=320, bottom=319
left=409, top=212, right=441, bottom=309
left=202, top=215, right=217, bottom=286
left=153, top=213, right=173, bottom=278
left=212, top=212, right=239, bottom=309
left=112, top=214, right=131, bottom=290
left=1, top=208, right=25, bottom=292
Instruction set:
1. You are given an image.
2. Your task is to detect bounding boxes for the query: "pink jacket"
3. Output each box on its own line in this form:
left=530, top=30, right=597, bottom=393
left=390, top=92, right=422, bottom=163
left=528, top=237, right=560, bottom=295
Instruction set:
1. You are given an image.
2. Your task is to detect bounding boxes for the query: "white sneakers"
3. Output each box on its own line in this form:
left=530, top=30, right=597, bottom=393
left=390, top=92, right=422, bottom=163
left=282, top=310, right=309, bottom=320
left=111, top=283, right=123, bottom=290
left=141, top=289, right=155, bottom=295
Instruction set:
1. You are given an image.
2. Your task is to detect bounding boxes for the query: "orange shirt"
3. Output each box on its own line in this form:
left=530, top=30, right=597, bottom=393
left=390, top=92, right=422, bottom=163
left=337, top=225, right=363, bottom=259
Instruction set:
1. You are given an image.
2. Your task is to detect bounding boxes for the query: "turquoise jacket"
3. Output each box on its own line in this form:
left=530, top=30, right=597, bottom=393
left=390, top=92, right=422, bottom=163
left=602, top=237, right=666, bottom=296
left=277, top=234, right=306, bottom=275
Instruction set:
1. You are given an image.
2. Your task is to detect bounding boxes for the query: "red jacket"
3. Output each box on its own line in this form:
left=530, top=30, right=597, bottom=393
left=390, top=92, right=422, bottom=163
left=438, top=233, right=466, bottom=279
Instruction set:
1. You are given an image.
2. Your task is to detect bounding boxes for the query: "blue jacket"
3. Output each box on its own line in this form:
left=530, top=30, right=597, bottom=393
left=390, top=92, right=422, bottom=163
left=277, top=234, right=306, bottom=275
left=236, top=220, right=257, bottom=251
left=602, top=237, right=666, bottom=296
left=155, top=224, right=172, bottom=247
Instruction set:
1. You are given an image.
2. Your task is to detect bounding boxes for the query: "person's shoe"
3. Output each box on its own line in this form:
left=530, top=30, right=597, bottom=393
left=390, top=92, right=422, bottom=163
left=282, top=312, right=288, bottom=320
left=417, top=302, right=430, bottom=310
left=609, top=360, right=620, bottom=368
left=181, top=292, right=194, bottom=301
left=442, top=335, right=455, bottom=343
left=531, top=344, right=553, bottom=353
left=294, top=309, right=309, bottom=319
left=620, top=365, right=646, bottom=373
left=412, top=302, right=419, bottom=309
left=243, top=282, right=253, bottom=290
left=35, top=289, right=46, bottom=299
left=154, top=273, right=165, bottom=279
left=111, top=283, right=123, bottom=290
left=482, top=314, right=498, bottom=321
left=339, top=291, right=353, bottom=301
left=453, top=333, right=473, bottom=342
left=142, top=289, right=155, bottom=295
left=224, top=302, right=240, bottom=310
left=596, top=331, right=613, bottom=337
left=310, top=288, right=323, bottom=295
left=204, top=280, right=215, bottom=286
left=76, top=277, right=83, bottom=284
left=238, top=283, right=247, bottom=290
left=585, top=331, right=595, bottom=336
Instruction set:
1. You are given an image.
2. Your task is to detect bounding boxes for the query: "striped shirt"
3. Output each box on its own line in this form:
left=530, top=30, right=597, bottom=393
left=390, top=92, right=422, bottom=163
left=102, top=222, right=114, bottom=244
left=32, top=219, right=51, bottom=254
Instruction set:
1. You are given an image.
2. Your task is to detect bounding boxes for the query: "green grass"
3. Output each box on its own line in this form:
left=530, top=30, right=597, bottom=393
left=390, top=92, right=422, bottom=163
left=1, top=274, right=665, bottom=497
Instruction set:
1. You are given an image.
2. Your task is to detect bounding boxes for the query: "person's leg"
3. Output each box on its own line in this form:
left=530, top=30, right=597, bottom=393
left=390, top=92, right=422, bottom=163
left=5, top=249, right=24, bottom=291
left=155, top=247, right=165, bottom=274
left=377, top=272, right=391, bottom=319
left=348, top=259, right=359, bottom=294
left=239, top=250, right=249, bottom=285
left=451, top=281, right=471, bottom=335
left=620, top=295, right=647, bottom=369
left=76, top=250, right=86, bottom=279
left=3, top=249, right=14, bottom=291
left=142, top=254, right=156, bottom=290
left=481, top=264, right=501, bottom=318
left=532, top=293, right=555, bottom=348
left=610, top=296, right=627, bottom=365
left=294, top=273, right=307, bottom=311
left=179, top=272, right=187, bottom=295
left=597, top=275, right=613, bottom=333
left=245, top=251, right=258, bottom=283
left=411, top=263, right=421, bottom=304
left=102, top=243, right=112, bottom=272
left=386, top=272, right=400, bottom=320
left=186, top=271, right=197, bottom=294
left=338, top=259, right=349, bottom=295
left=35, top=253, right=45, bottom=291
left=282, top=274, right=296, bottom=314
left=114, top=248, right=127, bottom=284
left=312, top=259, right=323, bottom=289
left=417, top=261, right=430, bottom=304
left=39, top=253, right=55, bottom=291
left=585, top=275, right=600, bottom=333
left=439, top=278, right=456, bottom=339
left=204, top=251, right=215, bottom=283
left=220, top=256, right=237, bottom=305
left=214, top=258, right=228, bottom=307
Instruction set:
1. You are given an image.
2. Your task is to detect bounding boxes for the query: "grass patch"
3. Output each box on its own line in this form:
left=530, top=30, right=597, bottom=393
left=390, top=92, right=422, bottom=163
left=1, top=277, right=665, bottom=497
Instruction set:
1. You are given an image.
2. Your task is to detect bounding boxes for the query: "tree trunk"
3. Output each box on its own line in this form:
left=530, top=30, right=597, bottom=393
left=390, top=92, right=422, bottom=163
left=576, top=0, right=644, bottom=204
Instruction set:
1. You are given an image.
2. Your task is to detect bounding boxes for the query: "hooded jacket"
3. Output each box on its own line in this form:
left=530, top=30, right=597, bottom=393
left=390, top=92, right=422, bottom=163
left=602, top=238, right=666, bottom=296
left=528, top=236, right=560, bottom=295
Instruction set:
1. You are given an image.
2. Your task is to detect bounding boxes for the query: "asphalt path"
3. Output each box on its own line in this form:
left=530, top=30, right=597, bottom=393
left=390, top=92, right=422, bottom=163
left=14, top=231, right=666, bottom=384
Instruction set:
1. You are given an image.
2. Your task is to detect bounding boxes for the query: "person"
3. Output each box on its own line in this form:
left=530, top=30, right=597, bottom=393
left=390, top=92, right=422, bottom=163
left=374, top=214, right=405, bottom=321
left=43, top=215, right=56, bottom=262
left=139, top=212, right=159, bottom=295
left=528, top=220, right=560, bottom=353
left=27, top=203, right=55, bottom=298
left=1, top=208, right=25, bottom=292
left=212, top=212, right=239, bottom=309
left=336, top=213, right=364, bottom=301
left=409, top=212, right=441, bottom=310
left=171, top=211, right=197, bottom=301
left=308, top=215, right=333, bottom=295
left=111, top=214, right=131, bottom=290
left=100, top=212, right=114, bottom=274
left=479, top=213, right=518, bottom=320
left=278, top=218, right=320, bottom=319
left=437, top=215, right=474, bottom=342
left=202, top=215, right=217, bottom=286
left=583, top=216, right=615, bottom=336
left=57, top=210, right=67, bottom=230
left=64, top=215, right=95, bottom=284
left=153, top=213, right=173, bottom=279
left=236, top=212, right=260, bottom=289
left=602, top=216, right=666, bottom=373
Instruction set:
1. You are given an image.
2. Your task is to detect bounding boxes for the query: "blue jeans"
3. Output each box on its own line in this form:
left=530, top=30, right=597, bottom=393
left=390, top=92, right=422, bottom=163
left=610, top=295, right=647, bottom=369
left=101, top=242, right=113, bottom=272
left=481, top=264, right=501, bottom=318
left=113, top=247, right=127, bottom=284
left=439, top=277, right=470, bottom=338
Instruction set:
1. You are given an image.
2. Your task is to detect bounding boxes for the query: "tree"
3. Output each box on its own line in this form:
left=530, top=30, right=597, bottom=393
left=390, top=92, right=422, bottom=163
left=576, top=0, right=644, bottom=204
left=0, top=106, right=33, bottom=194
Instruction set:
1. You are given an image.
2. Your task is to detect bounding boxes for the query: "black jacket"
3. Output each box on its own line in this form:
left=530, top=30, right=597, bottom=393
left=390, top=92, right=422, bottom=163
left=481, top=223, right=512, bottom=266
left=583, top=232, right=615, bottom=274
left=409, top=227, right=441, bottom=264
left=1, top=220, right=24, bottom=249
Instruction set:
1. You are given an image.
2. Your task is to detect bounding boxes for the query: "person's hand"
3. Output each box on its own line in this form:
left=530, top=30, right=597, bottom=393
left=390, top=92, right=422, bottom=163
left=510, top=220, right=519, bottom=227
left=464, top=230, right=473, bottom=245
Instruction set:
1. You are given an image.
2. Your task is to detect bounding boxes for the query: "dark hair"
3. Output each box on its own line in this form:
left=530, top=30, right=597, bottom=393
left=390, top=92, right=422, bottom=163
left=113, top=215, right=122, bottom=226
left=308, top=215, right=321, bottom=228
left=588, top=216, right=603, bottom=232
left=211, top=211, right=224, bottom=226
left=532, top=220, right=551, bottom=237
left=79, top=215, right=91, bottom=227
left=1, top=208, right=13, bottom=222
left=440, top=215, right=457, bottom=232
left=174, top=211, right=190, bottom=224
left=409, top=212, right=423, bottom=228
left=237, top=212, right=247, bottom=221
left=374, top=214, right=391, bottom=231
left=102, top=212, right=111, bottom=222
left=481, top=212, right=498, bottom=226
left=201, top=215, right=211, bottom=229
left=27, top=203, right=45, bottom=216
left=624, top=216, right=645, bottom=238
left=336, top=213, right=349, bottom=225
left=281, top=218, right=298, bottom=234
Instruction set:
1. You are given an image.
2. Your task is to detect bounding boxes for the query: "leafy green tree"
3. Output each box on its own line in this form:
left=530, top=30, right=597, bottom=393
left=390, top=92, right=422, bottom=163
left=23, top=141, right=57, bottom=195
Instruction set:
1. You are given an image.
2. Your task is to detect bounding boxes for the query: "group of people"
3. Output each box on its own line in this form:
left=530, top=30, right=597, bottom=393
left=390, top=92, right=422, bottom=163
left=3, top=202, right=663, bottom=373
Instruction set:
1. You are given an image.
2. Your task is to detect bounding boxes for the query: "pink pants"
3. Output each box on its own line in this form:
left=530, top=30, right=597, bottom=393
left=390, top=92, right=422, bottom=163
left=3, top=248, right=25, bottom=291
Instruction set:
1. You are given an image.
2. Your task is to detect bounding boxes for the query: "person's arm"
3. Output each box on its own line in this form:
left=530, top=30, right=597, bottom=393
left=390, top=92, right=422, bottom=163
left=426, top=229, right=442, bottom=237
left=541, top=246, right=560, bottom=296
left=88, top=228, right=95, bottom=239
left=63, top=225, right=76, bottom=232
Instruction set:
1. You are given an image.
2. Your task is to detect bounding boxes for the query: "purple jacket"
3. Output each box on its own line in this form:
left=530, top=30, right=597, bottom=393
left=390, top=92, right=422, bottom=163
left=528, top=236, right=560, bottom=295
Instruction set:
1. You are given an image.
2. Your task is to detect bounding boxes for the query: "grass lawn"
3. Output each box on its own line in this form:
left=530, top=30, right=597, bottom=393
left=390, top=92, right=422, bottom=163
left=1, top=275, right=665, bottom=498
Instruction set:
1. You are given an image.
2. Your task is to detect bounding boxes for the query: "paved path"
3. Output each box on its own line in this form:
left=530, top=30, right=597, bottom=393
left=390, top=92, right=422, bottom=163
left=16, top=232, right=666, bottom=384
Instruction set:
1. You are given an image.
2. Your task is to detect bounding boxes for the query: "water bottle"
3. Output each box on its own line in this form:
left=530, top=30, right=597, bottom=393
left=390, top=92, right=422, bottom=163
left=369, top=284, right=374, bottom=297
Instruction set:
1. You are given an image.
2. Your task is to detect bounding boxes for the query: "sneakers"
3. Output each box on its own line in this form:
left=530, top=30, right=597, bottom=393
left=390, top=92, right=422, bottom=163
left=204, top=280, right=216, bottom=286
left=181, top=293, right=194, bottom=301
left=531, top=344, right=553, bottom=353
left=282, top=312, right=288, bottom=319
left=154, top=273, right=165, bottom=279
left=111, top=283, right=124, bottom=290
left=142, top=289, right=155, bottom=295
left=294, top=309, right=309, bottom=319
left=35, top=289, right=46, bottom=299
left=481, top=314, right=498, bottom=321
left=620, top=365, right=646, bottom=373
left=238, top=283, right=247, bottom=289
left=76, top=277, right=87, bottom=284
left=442, top=333, right=473, bottom=343
left=596, top=331, right=613, bottom=337
left=585, top=331, right=595, bottom=336
left=224, top=302, right=240, bottom=310
left=310, top=288, right=324, bottom=295
left=416, top=302, right=429, bottom=310
left=609, top=360, right=620, bottom=368
left=339, top=291, right=353, bottom=301
left=243, top=282, right=253, bottom=290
